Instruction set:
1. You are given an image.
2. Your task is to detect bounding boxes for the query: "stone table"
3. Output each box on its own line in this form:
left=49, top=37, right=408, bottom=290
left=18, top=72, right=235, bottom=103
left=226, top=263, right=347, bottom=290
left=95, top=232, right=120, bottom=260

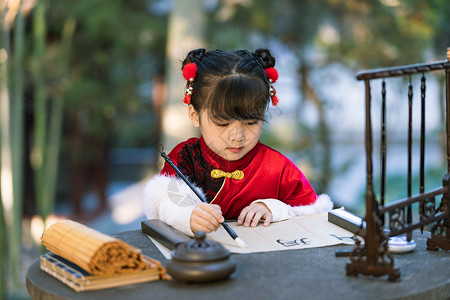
left=27, top=230, right=449, bottom=300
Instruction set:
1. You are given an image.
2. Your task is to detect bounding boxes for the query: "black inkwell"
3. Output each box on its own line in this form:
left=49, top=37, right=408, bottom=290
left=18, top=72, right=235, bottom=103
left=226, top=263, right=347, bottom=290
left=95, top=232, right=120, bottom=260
left=166, top=231, right=236, bottom=283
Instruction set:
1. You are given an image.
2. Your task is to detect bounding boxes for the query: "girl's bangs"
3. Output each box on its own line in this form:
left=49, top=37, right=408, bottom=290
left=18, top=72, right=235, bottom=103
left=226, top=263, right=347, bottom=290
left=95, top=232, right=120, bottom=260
left=207, top=75, right=269, bottom=121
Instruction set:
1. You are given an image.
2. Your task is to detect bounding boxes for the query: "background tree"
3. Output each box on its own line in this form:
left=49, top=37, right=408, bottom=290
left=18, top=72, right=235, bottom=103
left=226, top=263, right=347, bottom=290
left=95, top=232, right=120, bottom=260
left=2, top=1, right=168, bottom=296
left=162, top=0, right=205, bottom=152
left=40, top=0, right=168, bottom=218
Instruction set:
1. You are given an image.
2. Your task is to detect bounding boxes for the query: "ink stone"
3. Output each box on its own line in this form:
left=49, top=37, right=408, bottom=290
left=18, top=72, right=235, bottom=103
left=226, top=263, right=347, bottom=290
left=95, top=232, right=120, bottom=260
left=166, top=231, right=236, bottom=283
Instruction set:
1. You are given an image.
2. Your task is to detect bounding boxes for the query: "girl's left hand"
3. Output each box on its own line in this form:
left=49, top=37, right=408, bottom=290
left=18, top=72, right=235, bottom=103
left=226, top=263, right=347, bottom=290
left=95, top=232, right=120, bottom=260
left=237, top=203, right=273, bottom=227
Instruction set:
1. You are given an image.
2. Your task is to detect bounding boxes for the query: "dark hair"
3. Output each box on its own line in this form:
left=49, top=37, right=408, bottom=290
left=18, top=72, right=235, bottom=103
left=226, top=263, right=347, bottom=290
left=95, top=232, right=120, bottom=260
left=181, top=48, right=276, bottom=121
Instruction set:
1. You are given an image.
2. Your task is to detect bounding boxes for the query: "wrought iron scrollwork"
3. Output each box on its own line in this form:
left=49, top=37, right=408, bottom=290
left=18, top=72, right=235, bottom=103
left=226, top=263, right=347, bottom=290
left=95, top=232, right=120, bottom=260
left=389, top=207, right=406, bottom=233
left=420, top=197, right=436, bottom=221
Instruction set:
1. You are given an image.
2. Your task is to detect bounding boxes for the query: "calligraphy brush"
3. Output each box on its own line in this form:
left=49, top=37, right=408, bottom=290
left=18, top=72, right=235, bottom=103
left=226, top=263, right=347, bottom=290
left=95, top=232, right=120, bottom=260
left=160, top=150, right=248, bottom=248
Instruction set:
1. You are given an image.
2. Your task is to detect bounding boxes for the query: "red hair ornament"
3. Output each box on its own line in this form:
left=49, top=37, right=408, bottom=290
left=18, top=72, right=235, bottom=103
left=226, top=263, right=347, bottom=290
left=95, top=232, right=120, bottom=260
left=264, top=67, right=278, bottom=83
left=182, top=63, right=197, bottom=104
left=265, top=67, right=279, bottom=106
left=270, top=89, right=279, bottom=106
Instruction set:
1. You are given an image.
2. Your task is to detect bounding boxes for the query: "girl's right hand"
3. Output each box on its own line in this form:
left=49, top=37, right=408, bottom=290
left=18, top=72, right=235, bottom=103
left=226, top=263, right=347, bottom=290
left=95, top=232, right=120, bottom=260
left=190, top=203, right=224, bottom=233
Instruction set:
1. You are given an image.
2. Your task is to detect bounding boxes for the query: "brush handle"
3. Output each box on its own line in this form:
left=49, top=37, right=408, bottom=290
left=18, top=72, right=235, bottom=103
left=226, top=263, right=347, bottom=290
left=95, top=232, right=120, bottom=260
left=160, top=151, right=239, bottom=241
left=221, top=222, right=238, bottom=240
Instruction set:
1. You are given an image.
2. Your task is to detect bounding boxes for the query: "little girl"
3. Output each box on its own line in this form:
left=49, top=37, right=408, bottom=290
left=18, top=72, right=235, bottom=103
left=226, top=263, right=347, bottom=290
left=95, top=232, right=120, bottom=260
left=143, top=48, right=332, bottom=236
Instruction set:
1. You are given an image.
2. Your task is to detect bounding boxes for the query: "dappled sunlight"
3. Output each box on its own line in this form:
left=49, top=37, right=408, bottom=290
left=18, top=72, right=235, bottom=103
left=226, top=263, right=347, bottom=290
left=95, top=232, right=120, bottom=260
left=30, top=215, right=44, bottom=245
left=1, top=59, right=13, bottom=220
left=381, top=0, right=400, bottom=7
left=112, top=200, right=144, bottom=225
left=162, top=105, right=196, bottom=139
left=318, top=24, right=340, bottom=45
left=44, top=214, right=69, bottom=230
left=0, top=165, right=13, bottom=213
left=295, top=160, right=319, bottom=182
left=110, top=181, right=147, bottom=225
left=29, top=214, right=69, bottom=245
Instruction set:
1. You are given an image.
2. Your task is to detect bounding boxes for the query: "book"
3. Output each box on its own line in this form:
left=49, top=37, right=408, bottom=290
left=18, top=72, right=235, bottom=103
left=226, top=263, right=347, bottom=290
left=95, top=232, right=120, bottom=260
left=40, top=252, right=168, bottom=292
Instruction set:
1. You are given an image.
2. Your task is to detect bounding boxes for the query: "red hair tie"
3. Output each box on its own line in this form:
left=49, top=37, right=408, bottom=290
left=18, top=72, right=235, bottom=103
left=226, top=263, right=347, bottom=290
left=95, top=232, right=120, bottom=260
left=265, top=67, right=278, bottom=83
left=182, top=63, right=197, bottom=104
left=265, top=67, right=279, bottom=106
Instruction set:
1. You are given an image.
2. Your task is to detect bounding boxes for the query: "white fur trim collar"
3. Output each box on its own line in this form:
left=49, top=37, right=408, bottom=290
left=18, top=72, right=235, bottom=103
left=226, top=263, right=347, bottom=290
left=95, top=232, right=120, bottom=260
left=288, top=194, right=333, bottom=217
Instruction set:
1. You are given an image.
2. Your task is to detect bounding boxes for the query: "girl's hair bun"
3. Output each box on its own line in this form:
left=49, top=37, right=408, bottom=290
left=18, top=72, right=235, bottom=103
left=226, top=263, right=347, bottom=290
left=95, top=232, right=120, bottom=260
left=182, top=48, right=206, bottom=68
left=254, top=48, right=275, bottom=69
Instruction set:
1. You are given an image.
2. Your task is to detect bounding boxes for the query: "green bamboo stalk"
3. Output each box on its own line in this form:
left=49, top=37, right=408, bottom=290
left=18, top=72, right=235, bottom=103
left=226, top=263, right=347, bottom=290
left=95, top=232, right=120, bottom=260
left=0, top=2, right=12, bottom=297
left=0, top=3, right=12, bottom=297
left=0, top=188, right=5, bottom=300
left=13, top=0, right=25, bottom=227
left=44, top=17, right=76, bottom=219
left=0, top=191, right=5, bottom=300
left=9, top=0, right=25, bottom=291
left=31, top=0, right=48, bottom=218
left=0, top=13, right=5, bottom=300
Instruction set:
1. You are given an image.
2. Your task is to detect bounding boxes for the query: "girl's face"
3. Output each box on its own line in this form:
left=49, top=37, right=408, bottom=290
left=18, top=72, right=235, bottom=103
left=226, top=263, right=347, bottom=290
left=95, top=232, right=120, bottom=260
left=189, top=106, right=263, bottom=161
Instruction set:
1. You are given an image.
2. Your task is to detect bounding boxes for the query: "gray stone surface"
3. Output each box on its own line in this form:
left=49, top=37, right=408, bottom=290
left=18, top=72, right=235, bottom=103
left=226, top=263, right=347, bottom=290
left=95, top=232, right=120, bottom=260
left=27, top=230, right=450, bottom=300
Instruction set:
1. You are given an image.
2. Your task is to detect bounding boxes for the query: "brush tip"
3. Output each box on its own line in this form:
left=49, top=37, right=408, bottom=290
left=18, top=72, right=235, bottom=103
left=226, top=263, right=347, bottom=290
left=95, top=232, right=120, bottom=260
left=234, top=237, right=248, bottom=248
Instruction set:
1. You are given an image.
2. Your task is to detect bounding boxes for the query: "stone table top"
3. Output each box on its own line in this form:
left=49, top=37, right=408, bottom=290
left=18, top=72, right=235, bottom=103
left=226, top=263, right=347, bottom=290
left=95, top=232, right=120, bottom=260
left=27, top=229, right=450, bottom=300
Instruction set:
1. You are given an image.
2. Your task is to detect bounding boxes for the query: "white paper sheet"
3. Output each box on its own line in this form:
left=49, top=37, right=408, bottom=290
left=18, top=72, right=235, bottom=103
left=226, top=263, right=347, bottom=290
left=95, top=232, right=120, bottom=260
left=148, top=209, right=356, bottom=259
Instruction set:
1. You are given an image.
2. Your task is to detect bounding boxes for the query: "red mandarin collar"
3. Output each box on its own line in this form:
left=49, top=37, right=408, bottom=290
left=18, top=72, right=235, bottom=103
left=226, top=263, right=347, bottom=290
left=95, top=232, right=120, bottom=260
left=200, top=136, right=260, bottom=172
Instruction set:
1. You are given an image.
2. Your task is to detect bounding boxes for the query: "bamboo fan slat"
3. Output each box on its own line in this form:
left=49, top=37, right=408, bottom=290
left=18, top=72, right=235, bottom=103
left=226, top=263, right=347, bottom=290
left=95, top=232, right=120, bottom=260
left=41, top=220, right=150, bottom=275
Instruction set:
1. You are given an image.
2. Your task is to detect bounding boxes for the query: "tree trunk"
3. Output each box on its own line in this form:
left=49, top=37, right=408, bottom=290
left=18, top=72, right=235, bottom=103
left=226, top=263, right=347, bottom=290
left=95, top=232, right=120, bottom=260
left=299, top=60, right=332, bottom=194
left=161, top=0, right=205, bottom=155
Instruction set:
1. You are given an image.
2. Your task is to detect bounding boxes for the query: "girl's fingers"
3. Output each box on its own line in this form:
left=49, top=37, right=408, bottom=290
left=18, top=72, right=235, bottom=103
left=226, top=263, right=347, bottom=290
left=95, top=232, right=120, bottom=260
left=263, top=212, right=272, bottom=226
left=191, top=212, right=218, bottom=232
left=190, top=203, right=224, bottom=233
left=199, top=203, right=224, bottom=223
left=238, top=203, right=273, bottom=227
left=195, top=203, right=223, bottom=222
left=191, top=216, right=218, bottom=233
left=211, top=204, right=223, bottom=215
left=237, top=206, right=251, bottom=225
left=247, top=209, right=266, bottom=227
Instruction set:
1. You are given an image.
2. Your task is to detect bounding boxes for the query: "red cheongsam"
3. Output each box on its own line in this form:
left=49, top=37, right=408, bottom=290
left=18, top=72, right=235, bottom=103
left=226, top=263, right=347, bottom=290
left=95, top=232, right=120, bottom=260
left=160, top=137, right=318, bottom=219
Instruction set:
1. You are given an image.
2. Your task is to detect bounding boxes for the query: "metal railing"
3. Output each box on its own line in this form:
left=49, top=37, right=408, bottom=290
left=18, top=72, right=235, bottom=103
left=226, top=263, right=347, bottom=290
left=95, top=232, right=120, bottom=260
left=346, top=48, right=450, bottom=282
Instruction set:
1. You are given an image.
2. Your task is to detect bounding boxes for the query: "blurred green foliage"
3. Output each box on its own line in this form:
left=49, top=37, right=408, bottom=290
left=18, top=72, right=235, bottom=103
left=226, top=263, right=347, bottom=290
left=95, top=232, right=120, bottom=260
left=45, top=0, right=168, bottom=149
left=39, top=0, right=449, bottom=179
